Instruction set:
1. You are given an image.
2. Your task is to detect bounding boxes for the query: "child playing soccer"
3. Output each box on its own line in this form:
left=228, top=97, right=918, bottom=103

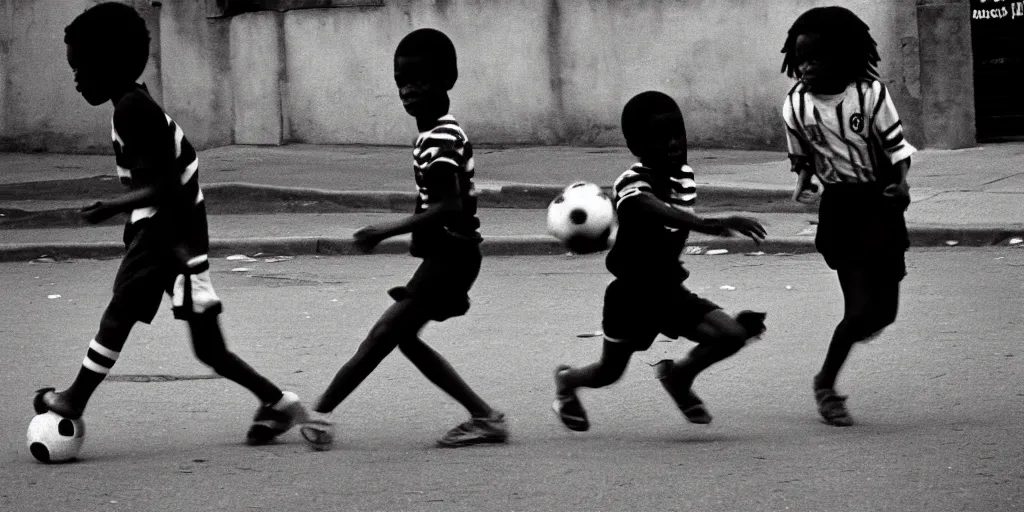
left=552, top=91, right=769, bottom=432
left=780, top=6, right=915, bottom=426
left=298, top=28, right=507, bottom=450
left=33, top=2, right=309, bottom=446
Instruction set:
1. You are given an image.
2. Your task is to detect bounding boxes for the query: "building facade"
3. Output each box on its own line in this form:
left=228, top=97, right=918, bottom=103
left=0, top=0, right=996, bottom=153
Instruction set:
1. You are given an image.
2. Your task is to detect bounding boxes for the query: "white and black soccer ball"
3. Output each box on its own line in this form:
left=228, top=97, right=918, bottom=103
left=547, top=181, right=616, bottom=254
left=27, top=411, right=85, bottom=463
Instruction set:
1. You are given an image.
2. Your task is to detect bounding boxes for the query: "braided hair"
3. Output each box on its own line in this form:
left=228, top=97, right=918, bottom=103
left=780, top=6, right=879, bottom=82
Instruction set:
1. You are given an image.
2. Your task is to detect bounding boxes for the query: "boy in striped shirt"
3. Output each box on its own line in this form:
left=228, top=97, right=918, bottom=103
left=299, top=29, right=507, bottom=450
left=34, top=3, right=309, bottom=448
left=781, top=6, right=916, bottom=426
left=552, top=91, right=768, bottom=432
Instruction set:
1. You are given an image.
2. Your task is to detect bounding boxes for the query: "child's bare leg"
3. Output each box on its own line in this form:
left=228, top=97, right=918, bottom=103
left=399, top=336, right=492, bottom=418
left=552, top=339, right=635, bottom=432
left=313, top=299, right=426, bottom=413
left=816, top=268, right=900, bottom=390
left=187, top=314, right=282, bottom=405
left=664, top=309, right=762, bottom=387
left=655, top=309, right=765, bottom=424
left=558, top=338, right=635, bottom=391
left=815, top=267, right=899, bottom=426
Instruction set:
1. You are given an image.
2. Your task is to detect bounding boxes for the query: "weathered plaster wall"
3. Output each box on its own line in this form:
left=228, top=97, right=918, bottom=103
left=0, top=0, right=974, bottom=152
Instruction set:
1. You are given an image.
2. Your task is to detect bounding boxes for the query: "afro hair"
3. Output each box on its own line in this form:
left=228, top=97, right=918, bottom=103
left=65, top=2, right=150, bottom=82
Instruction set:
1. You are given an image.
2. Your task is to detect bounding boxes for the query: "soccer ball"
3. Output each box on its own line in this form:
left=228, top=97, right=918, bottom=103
left=547, top=181, right=616, bottom=254
left=27, top=411, right=85, bottom=463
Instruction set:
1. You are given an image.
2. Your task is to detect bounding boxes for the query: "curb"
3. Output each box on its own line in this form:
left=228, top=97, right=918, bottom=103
left=0, top=181, right=811, bottom=229
left=4, top=228, right=1022, bottom=262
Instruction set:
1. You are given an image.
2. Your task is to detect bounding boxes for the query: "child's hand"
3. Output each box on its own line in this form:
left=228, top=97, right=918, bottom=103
left=721, top=216, right=767, bottom=244
left=353, top=225, right=385, bottom=253
left=792, top=181, right=819, bottom=204
left=883, top=181, right=911, bottom=210
left=80, top=201, right=117, bottom=224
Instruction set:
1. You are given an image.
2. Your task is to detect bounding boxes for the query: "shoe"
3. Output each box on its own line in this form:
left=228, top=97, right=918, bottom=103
left=814, top=385, right=854, bottom=427
left=654, top=360, right=712, bottom=425
left=552, top=365, right=590, bottom=432
left=33, top=387, right=84, bottom=419
left=736, top=310, right=768, bottom=340
left=299, top=412, right=336, bottom=451
left=437, top=412, right=509, bottom=448
left=246, top=391, right=308, bottom=445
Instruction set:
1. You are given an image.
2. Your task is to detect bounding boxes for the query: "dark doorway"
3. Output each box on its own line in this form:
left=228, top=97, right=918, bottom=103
left=969, top=0, right=1024, bottom=141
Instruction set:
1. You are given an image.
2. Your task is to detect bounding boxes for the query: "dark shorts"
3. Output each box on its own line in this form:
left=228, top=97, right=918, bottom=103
left=816, top=183, right=909, bottom=282
left=387, top=245, right=482, bottom=322
left=602, top=279, right=721, bottom=350
left=111, top=222, right=221, bottom=324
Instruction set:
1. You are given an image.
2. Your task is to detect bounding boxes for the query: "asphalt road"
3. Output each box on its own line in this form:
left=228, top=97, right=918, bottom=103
left=1, top=249, right=1022, bottom=511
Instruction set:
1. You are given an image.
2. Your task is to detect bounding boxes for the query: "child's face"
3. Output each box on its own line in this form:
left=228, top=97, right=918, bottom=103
left=632, top=111, right=687, bottom=170
left=793, top=33, right=845, bottom=94
left=66, top=45, right=113, bottom=106
left=394, top=55, right=448, bottom=118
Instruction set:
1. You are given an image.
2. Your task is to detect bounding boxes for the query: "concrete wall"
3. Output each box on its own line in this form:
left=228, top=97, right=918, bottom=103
left=0, top=0, right=975, bottom=152
left=0, top=0, right=161, bottom=153
left=159, top=0, right=234, bottom=150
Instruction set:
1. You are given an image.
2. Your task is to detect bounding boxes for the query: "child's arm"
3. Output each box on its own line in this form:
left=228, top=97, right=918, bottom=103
left=82, top=96, right=182, bottom=224
left=352, top=169, right=462, bottom=252
left=81, top=172, right=182, bottom=224
left=790, top=156, right=819, bottom=204
left=882, top=157, right=911, bottom=210
left=618, top=192, right=766, bottom=242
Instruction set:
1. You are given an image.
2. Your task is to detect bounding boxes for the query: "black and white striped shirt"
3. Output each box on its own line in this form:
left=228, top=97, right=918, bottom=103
left=606, top=163, right=697, bottom=282
left=783, top=80, right=916, bottom=185
left=112, top=84, right=209, bottom=271
left=410, top=114, right=481, bottom=255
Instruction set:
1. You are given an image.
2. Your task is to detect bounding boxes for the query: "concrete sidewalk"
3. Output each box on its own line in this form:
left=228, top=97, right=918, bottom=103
left=0, top=143, right=1021, bottom=260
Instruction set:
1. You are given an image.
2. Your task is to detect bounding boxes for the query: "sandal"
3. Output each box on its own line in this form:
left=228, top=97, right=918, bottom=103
left=553, top=366, right=590, bottom=431
left=814, top=387, right=854, bottom=426
left=654, top=360, right=712, bottom=425
left=299, top=415, right=336, bottom=451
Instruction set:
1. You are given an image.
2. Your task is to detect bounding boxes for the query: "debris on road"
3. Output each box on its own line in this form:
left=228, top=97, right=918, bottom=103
left=47, top=294, right=61, bottom=299
left=720, top=285, right=736, bottom=291
left=226, top=254, right=258, bottom=262
left=684, top=246, right=706, bottom=255
left=786, top=285, right=793, bottom=290
left=230, top=267, right=251, bottom=272
left=797, top=226, right=816, bottom=236
left=30, top=257, right=56, bottom=264
left=705, top=249, right=729, bottom=255
left=945, top=240, right=960, bottom=246
left=746, top=251, right=766, bottom=256
left=264, top=256, right=294, bottom=263
left=1009, top=237, right=1023, bottom=245
left=576, top=330, right=603, bottom=338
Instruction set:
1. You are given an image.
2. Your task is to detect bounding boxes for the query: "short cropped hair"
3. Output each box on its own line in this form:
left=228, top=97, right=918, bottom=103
left=621, top=91, right=685, bottom=145
left=780, top=6, right=880, bottom=82
left=394, top=28, right=458, bottom=89
left=65, top=2, right=150, bottom=82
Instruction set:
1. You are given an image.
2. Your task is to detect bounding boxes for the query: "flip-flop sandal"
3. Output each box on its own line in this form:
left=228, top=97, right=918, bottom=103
left=552, top=394, right=590, bottom=432
left=654, top=361, right=713, bottom=425
left=299, top=419, right=335, bottom=451
left=814, top=388, right=853, bottom=426
left=678, top=391, right=712, bottom=425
